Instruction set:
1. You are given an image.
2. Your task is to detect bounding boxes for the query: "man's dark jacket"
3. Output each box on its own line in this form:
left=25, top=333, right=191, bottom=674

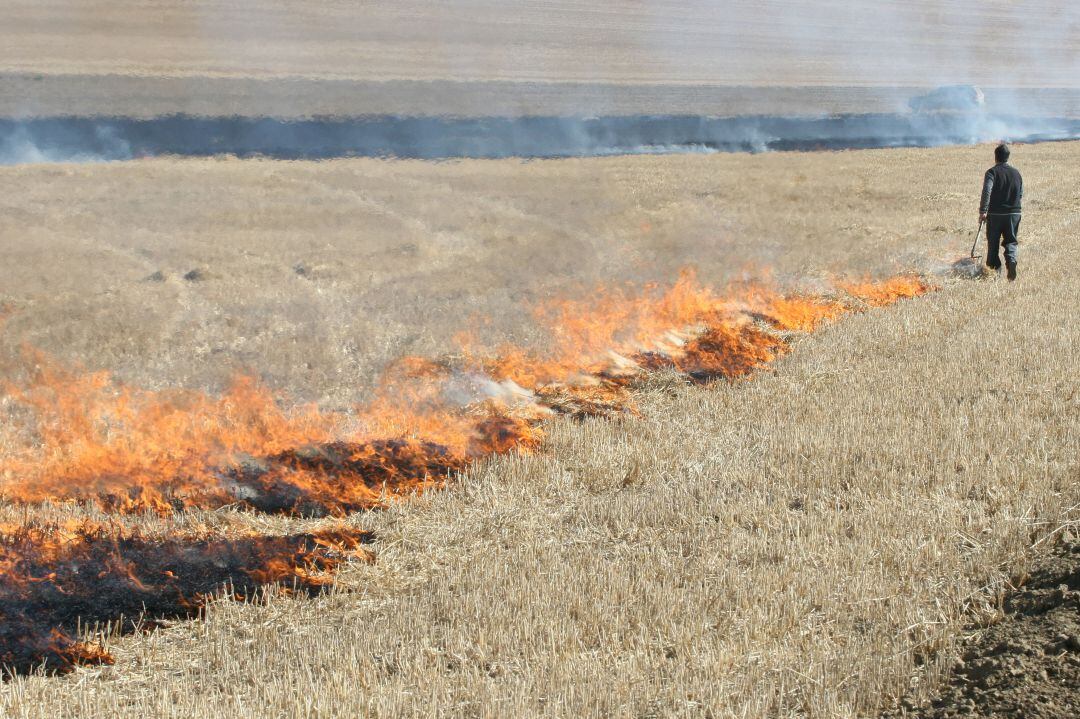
left=980, top=162, right=1023, bottom=215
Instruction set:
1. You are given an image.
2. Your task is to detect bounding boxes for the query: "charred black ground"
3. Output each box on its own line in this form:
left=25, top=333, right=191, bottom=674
left=0, top=525, right=373, bottom=676
left=2, top=113, right=1080, bottom=163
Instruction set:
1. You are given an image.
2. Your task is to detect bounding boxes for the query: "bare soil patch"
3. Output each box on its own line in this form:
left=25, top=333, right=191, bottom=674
left=887, top=538, right=1080, bottom=718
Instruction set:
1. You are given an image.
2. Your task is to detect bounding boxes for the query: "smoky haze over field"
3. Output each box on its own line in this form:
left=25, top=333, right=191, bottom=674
left=2, top=1, right=1080, bottom=162
left=3, top=113, right=1080, bottom=165
left=3, top=1, right=1079, bottom=86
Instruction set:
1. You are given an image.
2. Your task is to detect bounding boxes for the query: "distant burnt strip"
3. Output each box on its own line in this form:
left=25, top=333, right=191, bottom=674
left=2, top=113, right=1079, bottom=162
left=0, top=525, right=372, bottom=676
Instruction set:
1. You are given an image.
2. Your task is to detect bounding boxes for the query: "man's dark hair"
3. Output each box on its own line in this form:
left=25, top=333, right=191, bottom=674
left=995, top=144, right=1011, bottom=163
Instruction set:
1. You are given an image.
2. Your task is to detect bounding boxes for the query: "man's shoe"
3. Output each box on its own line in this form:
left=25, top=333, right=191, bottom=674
left=1006, top=263, right=1017, bottom=282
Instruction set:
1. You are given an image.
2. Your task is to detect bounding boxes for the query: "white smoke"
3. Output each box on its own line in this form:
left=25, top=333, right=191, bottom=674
left=0, top=123, right=132, bottom=165
left=2, top=1, right=1078, bottom=163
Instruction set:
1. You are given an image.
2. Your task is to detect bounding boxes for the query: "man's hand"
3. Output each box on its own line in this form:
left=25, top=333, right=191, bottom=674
left=979, top=212, right=987, bottom=223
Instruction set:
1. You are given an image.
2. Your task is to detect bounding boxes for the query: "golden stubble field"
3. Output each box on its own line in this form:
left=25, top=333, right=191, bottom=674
left=3, top=1, right=1078, bottom=86
left=3, top=1, right=1080, bottom=119
left=0, top=145, right=1002, bottom=404
left=0, top=142, right=1077, bottom=717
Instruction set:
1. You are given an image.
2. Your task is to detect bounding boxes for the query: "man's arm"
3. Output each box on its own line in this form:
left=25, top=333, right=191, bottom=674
left=979, top=169, right=994, bottom=221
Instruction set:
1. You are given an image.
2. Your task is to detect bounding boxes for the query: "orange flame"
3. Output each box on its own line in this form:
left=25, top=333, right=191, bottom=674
left=461, top=269, right=845, bottom=388
left=837, top=274, right=934, bottom=306
left=0, top=269, right=933, bottom=517
left=0, top=267, right=935, bottom=674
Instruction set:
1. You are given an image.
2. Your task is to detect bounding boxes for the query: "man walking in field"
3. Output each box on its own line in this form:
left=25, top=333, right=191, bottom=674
left=980, top=143, right=1023, bottom=280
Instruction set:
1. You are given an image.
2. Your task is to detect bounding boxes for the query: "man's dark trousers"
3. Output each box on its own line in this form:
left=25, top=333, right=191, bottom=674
left=985, top=214, right=1020, bottom=270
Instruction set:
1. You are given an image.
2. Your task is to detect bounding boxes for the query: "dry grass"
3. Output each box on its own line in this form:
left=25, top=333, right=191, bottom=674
left=0, top=145, right=1003, bottom=404
left=0, top=142, right=1078, bottom=716
left=3, top=1, right=1079, bottom=87
left=2, top=2, right=1079, bottom=121
left=0, top=75, right=960, bottom=120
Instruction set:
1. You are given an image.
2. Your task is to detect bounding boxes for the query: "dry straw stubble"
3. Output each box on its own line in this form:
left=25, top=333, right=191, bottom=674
left=0, top=142, right=1077, bottom=716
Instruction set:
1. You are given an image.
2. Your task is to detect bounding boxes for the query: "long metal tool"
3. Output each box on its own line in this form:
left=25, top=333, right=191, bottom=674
left=969, top=219, right=984, bottom=259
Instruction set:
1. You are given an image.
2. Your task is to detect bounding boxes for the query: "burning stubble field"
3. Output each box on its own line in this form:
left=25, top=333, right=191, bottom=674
left=0, top=141, right=1077, bottom=716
